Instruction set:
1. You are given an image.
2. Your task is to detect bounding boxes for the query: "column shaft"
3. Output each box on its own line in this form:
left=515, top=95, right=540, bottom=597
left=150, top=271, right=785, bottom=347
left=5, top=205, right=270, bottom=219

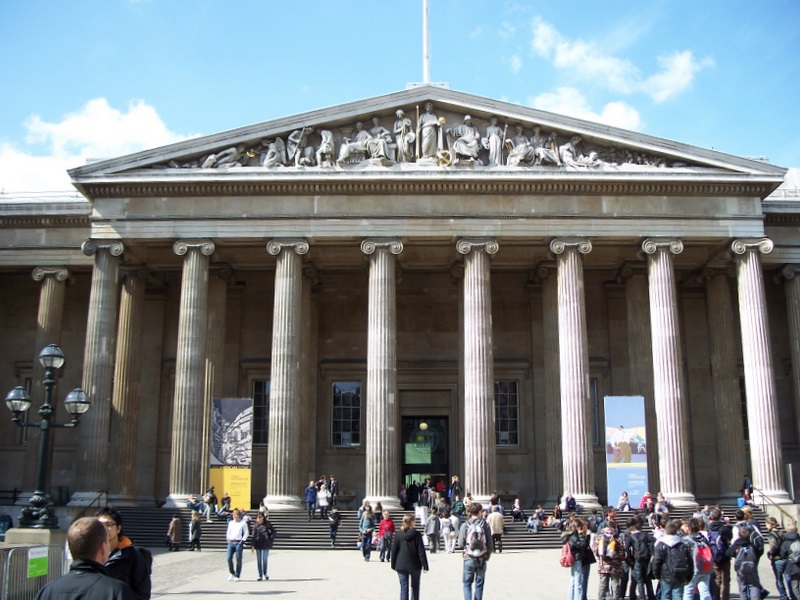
left=539, top=266, right=563, bottom=501
left=704, top=269, right=748, bottom=499
left=362, top=239, right=403, bottom=508
left=783, top=267, right=800, bottom=450
left=166, top=240, right=214, bottom=506
left=550, top=239, right=597, bottom=507
left=732, top=239, right=791, bottom=502
left=457, top=239, right=497, bottom=502
left=266, top=239, right=308, bottom=507
left=643, top=239, right=694, bottom=505
left=70, top=242, right=123, bottom=505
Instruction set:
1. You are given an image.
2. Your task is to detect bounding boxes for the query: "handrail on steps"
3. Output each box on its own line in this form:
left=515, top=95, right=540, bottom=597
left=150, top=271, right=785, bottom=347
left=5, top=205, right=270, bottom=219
left=752, top=484, right=796, bottom=526
left=75, top=490, right=109, bottom=520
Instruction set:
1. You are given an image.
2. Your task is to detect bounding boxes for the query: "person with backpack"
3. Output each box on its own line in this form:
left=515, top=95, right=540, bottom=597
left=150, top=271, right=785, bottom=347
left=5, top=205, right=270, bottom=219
left=626, top=516, right=656, bottom=600
left=250, top=512, right=276, bottom=581
left=95, top=507, right=152, bottom=600
left=592, top=522, right=626, bottom=600
left=727, top=524, right=762, bottom=600
left=778, top=521, right=800, bottom=600
left=463, top=502, right=493, bottom=600
left=708, top=508, right=733, bottom=600
left=683, top=518, right=714, bottom=600
left=652, top=520, right=694, bottom=600
left=391, top=514, right=429, bottom=600
left=564, top=518, right=595, bottom=600
left=766, top=517, right=795, bottom=600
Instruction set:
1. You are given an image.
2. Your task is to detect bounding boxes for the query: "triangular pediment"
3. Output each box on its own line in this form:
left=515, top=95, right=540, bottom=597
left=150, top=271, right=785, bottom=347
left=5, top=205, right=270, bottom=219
left=69, top=86, right=786, bottom=197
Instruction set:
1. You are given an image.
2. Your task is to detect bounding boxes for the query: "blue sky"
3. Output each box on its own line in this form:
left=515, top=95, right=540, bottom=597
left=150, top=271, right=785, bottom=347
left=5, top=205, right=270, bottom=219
left=1, top=0, right=799, bottom=194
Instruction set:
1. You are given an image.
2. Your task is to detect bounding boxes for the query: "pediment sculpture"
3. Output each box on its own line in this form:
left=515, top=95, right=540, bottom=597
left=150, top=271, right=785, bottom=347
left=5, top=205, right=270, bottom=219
left=158, top=102, right=692, bottom=172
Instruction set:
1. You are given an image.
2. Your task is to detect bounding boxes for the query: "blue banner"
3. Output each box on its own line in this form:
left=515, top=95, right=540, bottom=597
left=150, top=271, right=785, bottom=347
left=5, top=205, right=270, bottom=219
left=604, top=396, right=648, bottom=509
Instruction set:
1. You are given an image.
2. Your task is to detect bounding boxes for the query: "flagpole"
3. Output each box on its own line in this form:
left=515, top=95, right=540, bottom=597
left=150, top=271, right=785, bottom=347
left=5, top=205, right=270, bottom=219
left=422, top=0, right=430, bottom=84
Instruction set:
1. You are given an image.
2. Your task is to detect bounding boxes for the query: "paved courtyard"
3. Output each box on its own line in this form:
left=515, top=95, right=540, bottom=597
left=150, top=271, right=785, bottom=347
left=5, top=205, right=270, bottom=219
left=150, top=545, right=778, bottom=600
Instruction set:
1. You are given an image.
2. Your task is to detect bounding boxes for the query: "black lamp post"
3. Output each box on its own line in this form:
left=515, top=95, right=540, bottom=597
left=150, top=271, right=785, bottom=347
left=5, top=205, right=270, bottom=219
left=4, top=344, right=90, bottom=528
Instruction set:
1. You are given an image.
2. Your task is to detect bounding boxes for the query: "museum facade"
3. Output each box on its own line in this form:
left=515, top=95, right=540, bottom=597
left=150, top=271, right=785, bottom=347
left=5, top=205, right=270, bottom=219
left=1, top=86, right=799, bottom=510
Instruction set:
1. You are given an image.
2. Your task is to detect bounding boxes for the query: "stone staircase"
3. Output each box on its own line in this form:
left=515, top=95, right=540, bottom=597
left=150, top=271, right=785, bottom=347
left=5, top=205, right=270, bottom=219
left=118, top=503, right=768, bottom=553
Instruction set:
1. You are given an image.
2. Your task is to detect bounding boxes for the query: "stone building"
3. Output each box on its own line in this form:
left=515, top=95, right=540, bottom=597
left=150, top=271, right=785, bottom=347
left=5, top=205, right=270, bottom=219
left=1, top=86, right=799, bottom=510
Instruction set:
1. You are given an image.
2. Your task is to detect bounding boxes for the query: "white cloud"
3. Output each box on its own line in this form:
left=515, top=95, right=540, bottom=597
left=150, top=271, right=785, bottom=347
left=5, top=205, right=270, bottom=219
left=530, top=17, right=712, bottom=103
left=0, top=98, right=193, bottom=194
left=530, top=87, right=642, bottom=130
left=510, top=54, right=522, bottom=74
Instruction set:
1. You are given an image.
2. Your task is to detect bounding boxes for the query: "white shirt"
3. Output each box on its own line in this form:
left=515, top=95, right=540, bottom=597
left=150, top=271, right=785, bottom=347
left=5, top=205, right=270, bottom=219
left=226, top=518, right=249, bottom=543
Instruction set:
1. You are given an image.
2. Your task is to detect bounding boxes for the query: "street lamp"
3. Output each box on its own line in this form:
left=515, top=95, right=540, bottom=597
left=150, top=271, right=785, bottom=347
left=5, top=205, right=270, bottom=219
left=4, top=344, right=90, bottom=528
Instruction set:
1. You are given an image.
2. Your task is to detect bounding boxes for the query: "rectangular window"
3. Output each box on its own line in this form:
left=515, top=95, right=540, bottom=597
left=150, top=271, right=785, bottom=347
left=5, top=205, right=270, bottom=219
left=494, top=380, right=519, bottom=446
left=332, top=381, right=361, bottom=447
left=252, top=380, right=270, bottom=445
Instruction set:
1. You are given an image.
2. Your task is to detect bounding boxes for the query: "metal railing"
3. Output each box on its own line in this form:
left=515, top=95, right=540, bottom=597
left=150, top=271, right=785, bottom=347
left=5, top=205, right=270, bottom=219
left=75, top=490, right=109, bottom=520
left=753, top=484, right=797, bottom=526
left=0, top=545, right=68, bottom=600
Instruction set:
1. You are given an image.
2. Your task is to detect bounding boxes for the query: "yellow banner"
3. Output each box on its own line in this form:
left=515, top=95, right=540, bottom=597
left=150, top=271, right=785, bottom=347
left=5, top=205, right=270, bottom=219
left=210, top=466, right=252, bottom=512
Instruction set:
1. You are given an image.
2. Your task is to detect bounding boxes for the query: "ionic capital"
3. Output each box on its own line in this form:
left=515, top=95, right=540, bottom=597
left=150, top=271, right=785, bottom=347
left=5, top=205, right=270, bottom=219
left=173, top=239, right=215, bottom=256
left=549, top=238, right=592, bottom=256
left=781, top=265, right=800, bottom=281
left=702, top=266, right=737, bottom=282
left=119, top=265, right=150, bottom=282
left=82, top=239, right=124, bottom=257
left=31, top=266, right=69, bottom=282
left=456, top=238, right=499, bottom=256
left=361, top=239, right=403, bottom=256
left=616, top=263, right=647, bottom=283
left=266, top=239, right=309, bottom=256
left=642, top=238, right=683, bottom=256
left=534, top=263, right=557, bottom=283
left=731, top=238, right=774, bottom=256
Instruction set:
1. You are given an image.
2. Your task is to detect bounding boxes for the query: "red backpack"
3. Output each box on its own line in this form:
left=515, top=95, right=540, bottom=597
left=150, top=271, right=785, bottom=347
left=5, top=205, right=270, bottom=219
left=694, top=539, right=713, bottom=573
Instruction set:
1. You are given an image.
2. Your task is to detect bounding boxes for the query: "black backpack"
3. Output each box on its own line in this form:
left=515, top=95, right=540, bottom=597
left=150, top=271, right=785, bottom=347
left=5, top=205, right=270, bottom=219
left=631, top=532, right=652, bottom=564
left=136, top=547, right=153, bottom=575
left=664, top=542, right=693, bottom=583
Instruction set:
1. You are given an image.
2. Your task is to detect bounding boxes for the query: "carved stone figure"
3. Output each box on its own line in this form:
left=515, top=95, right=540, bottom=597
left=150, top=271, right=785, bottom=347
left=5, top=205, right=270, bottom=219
left=506, top=125, right=536, bottom=167
left=559, top=135, right=600, bottom=168
left=315, top=130, right=336, bottom=167
left=483, top=117, right=505, bottom=167
left=532, top=127, right=561, bottom=167
left=337, top=122, right=390, bottom=165
left=446, top=115, right=482, bottom=165
left=287, top=127, right=315, bottom=167
left=201, top=144, right=246, bottom=168
left=417, top=103, right=441, bottom=159
left=260, top=138, right=287, bottom=168
left=393, top=109, right=416, bottom=163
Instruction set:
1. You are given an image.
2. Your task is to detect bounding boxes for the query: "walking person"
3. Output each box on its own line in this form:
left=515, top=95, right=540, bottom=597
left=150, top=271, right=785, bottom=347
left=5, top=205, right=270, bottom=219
left=360, top=508, right=375, bottom=562
left=487, top=506, right=504, bottom=554
left=683, top=518, right=714, bottom=600
left=317, top=484, right=331, bottom=520
left=251, top=513, right=276, bottom=581
left=379, top=510, right=396, bottom=563
left=778, top=522, right=800, bottom=600
left=305, top=481, right=317, bottom=521
left=463, top=502, right=493, bottom=600
left=652, top=520, right=694, bottom=600
left=766, top=516, right=795, bottom=600
left=425, top=508, right=441, bottom=554
left=328, top=506, right=341, bottom=548
left=225, top=509, right=249, bottom=582
left=727, top=524, right=762, bottom=600
left=391, top=513, right=429, bottom=600
left=188, top=511, right=202, bottom=551
left=167, top=515, right=181, bottom=552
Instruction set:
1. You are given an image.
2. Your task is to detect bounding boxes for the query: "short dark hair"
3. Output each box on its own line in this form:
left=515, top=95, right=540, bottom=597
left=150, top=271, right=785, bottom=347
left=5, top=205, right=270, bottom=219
left=710, top=508, right=723, bottom=521
left=68, top=517, right=107, bottom=561
left=664, top=520, right=681, bottom=535
left=469, top=502, right=482, bottom=516
left=739, top=524, right=751, bottom=540
left=95, top=507, right=123, bottom=534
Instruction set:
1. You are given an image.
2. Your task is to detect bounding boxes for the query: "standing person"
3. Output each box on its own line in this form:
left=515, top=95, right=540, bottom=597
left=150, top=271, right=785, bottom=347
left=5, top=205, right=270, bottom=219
left=317, top=484, right=331, bottom=520
left=35, top=517, right=134, bottom=600
left=225, top=509, right=249, bottom=582
left=360, top=508, right=375, bottom=562
left=442, top=510, right=457, bottom=553
left=392, top=513, right=429, bottom=600
left=305, top=481, right=317, bottom=521
left=592, top=521, right=626, bottom=600
left=463, top=502, right=493, bottom=600
left=766, top=517, right=794, bottom=600
left=652, top=520, right=694, bottom=600
left=251, top=513, right=276, bottom=582
left=565, top=518, right=595, bottom=600
left=328, top=506, right=342, bottom=548
left=683, top=517, right=714, bottom=600
left=487, top=506, right=504, bottom=554
left=167, top=515, right=181, bottom=552
left=779, top=522, right=800, bottom=600
left=95, top=507, right=151, bottom=600
left=449, top=475, right=464, bottom=504
left=329, top=474, right=340, bottom=507
left=378, top=510, right=396, bottom=563
left=425, top=508, right=442, bottom=554
left=626, top=516, right=656, bottom=600
left=728, top=524, right=762, bottom=600
left=188, top=511, right=202, bottom=551
left=708, top=507, right=733, bottom=600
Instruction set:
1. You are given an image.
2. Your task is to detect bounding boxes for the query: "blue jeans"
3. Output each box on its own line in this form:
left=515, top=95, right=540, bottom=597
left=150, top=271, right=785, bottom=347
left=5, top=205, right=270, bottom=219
left=361, top=531, right=372, bottom=559
left=773, top=559, right=796, bottom=600
left=307, top=502, right=315, bottom=519
left=581, top=562, right=592, bottom=600
left=380, top=534, right=393, bottom=561
left=569, top=560, right=584, bottom=600
left=398, top=569, right=421, bottom=600
left=662, top=582, right=686, bottom=600
left=684, top=573, right=712, bottom=600
left=463, top=558, right=487, bottom=600
left=737, top=573, right=761, bottom=600
left=255, top=548, right=269, bottom=579
left=226, top=542, right=243, bottom=577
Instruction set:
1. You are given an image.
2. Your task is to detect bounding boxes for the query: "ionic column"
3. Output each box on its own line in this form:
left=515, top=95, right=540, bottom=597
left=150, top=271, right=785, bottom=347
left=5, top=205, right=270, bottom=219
left=266, top=239, right=309, bottom=508
left=703, top=267, right=748, bottom=499
left=550, top=239, right=598, bottom=507
left=642, top=238, right=694, bottom=506
left=165, top=239, right=215, bottom=507
left=70, top=241, right=124, bottom=506
left=732, top=239, right=791, bottom=503
left=362, top=239, right=403, bottom=509
left=456, top=238, right=498, bottom=503
left=620, top=264, right=660, bottom=492
left=108, top=267, right=149, bottom=506
left=20, top=267, right=69, bottom=498
left=782, top=266, right=800, bottom=449
left=201, top=266, right=231, bottom=490
left=537, top=265, right=563, bottom=502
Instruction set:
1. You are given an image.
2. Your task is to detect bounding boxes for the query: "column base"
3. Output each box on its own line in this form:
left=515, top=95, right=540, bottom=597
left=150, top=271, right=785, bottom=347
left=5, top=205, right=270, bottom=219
left=574, top=493, right=601, bottom=510
left=67, top=491, right=108, bottom=508
left=755, top=489, right=793, bottom=505
left=135, top=496, right=158, bottom=507
left=364, top=495, right=403, bottom=512
left=106, top=494, right=139, bottom=507
left=664, top=492, right=697, bottom=508
left=163, top=494, right=192, bottom=509
left=265, top=495, right=304, bottom=510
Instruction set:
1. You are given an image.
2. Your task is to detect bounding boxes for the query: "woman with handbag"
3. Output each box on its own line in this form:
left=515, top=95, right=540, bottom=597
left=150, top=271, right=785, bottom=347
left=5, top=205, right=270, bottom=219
left=564, top=518, right=594, bottom=600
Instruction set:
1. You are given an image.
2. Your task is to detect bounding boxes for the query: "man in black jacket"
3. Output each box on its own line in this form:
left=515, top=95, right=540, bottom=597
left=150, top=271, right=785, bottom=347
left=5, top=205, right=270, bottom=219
left=96, top=507, right=151, bottom=599
left=36, top=517, right=133, bottom=600
left=708, top=508, right=733, bottom=600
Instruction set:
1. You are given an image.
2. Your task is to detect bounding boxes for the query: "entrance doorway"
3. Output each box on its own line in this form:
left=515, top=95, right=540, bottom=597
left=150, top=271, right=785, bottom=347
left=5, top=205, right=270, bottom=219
left=402, top=416, right=449, bottom=494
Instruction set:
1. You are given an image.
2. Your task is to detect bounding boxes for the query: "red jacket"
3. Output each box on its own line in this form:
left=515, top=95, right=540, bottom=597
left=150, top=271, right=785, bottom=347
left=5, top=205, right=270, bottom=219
left=379, top=518, right=396, bottom=538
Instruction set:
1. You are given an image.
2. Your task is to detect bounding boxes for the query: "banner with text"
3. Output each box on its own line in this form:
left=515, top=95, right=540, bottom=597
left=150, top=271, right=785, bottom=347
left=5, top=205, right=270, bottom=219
left=604, top=395, right=648, bottom=509
left=210, top=397, right=253, bottom=512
